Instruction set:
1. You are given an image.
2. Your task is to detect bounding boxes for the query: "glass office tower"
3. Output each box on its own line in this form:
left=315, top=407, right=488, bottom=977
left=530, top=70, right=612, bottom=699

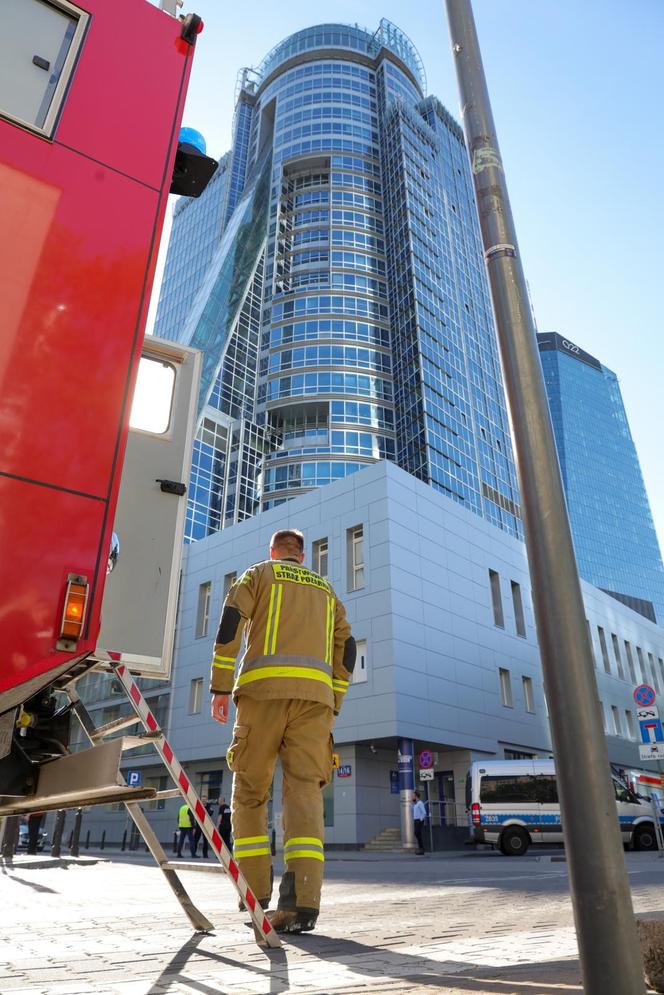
left=154, top=21, right=521, bottom=542
left=538, top=332, right=664, bottom=623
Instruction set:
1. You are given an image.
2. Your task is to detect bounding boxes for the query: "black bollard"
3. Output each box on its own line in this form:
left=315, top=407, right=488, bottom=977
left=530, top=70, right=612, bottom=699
left=271, top=829, right=276, bottom=856
left=70, top=809, right=82, bottom=857
left=121, top=829, right=127, bottom=851
left=85, top=830, right=90, bottom=850
left=101, top=830, right=106, bottom=851
left=51, top=810, right=66, bottom=858
left=1, top=816, right=20, bottom=858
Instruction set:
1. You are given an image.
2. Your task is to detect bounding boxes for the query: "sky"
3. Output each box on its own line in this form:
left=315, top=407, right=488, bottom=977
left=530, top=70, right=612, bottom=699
left=147, top=0, right=664, bottom=550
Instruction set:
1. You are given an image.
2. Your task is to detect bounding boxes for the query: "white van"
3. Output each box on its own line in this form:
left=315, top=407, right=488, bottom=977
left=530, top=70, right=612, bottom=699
left=467, top=759, right=659, bottom=856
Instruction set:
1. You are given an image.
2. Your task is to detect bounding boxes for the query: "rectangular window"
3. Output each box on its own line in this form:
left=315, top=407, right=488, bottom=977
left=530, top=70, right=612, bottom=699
left=312, top=538, right=329, bottom=579
left=611, top=634, right=625, bottom=680
left=223, top=572, right=237, bottom=598
left=480, top=774, right=535, bottom=803
left=624, top=710, right=635, bottom=740
left=189, top=678, right=203, bottom=715
left=611, top=705, right=622, bottom=737
left=195, top=581, right=212, bottom=638
left=636, top=646, right=648, bottom=683
left=624, top=641, right=637, bottom=683
left=198, top=770, right=224, bottom=803
left=599, top=700, right=607, bottom=731
left=597, top=627, right=611, bottom=674
left=352, top=639, right=367, bottom=684
left=489, top=570, right=504, bottom=628
left=511, top=581, right=526, bottom=637
left=522, top=676, right=535, bottom=713
left=499, top=667, right=513, bottom=708
left=145, top=775, right=168, bottom=811
left=586, top=621, right=596, bottom=668
left=347, top=525, right=364, bottom=591
left=648, top=652, right=660, bottom=693
left=0, top=0, right=89, bottom=138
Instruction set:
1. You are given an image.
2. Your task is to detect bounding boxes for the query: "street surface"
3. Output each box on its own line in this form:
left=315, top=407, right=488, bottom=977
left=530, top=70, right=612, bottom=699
left=1, top=848, right=663, bottom=994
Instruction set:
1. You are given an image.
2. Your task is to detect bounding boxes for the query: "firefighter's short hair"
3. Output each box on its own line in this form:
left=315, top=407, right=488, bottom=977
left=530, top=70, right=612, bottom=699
left=270, top=529, right=304, bottom=556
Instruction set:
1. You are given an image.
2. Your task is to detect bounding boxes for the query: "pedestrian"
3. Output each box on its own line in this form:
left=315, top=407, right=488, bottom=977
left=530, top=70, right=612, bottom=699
left=217, top=795, right=232, bottom=851
left=209, top=528, right=356, bottom=934
left=177, top=802, right=196, bottom=858
left=413, top=790, right=427, bottom=855
left=193, top=796, right=215, bottom=857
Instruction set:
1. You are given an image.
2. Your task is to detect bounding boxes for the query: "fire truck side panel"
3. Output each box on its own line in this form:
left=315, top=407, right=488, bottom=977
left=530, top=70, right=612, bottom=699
left=0, top=476, right=105, bottom=700
left=0, top=0, right=194, bottom=705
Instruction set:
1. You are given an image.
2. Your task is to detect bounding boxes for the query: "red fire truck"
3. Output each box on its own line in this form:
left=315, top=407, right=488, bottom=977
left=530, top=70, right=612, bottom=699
left=0, top=3, right=279, bottom=945
left=0, top=0, right=212, bottom=791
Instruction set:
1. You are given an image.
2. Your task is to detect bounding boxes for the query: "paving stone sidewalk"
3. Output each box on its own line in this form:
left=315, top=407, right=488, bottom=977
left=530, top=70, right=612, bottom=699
left=1, top=850, right=663, bottom=994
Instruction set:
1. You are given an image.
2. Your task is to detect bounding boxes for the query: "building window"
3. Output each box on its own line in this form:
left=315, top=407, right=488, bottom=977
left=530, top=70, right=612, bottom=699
left=504, top=748, right=534, bottom=760
left=611, top=634, right=625, bottom=680
left=624, top=641, right=637, bottom=683
left=145, top=775, right=168, bottom=811
left=648, top=652, right=660, bottom=693
left=599, top=701, right=607, bottom=732
left=223, top=572, right=237, bottom=598
left=352, top=639, right=367, bottom=684
left=597, top=627, right=611, bottom=674
left=0, top=0, right=89, bottom=139
left=312, top=538, right=329, bottom=579
left=489, top=570, right=504, bottom=628
left=624, top=710, right=635, bottom=740
left=636, top=646, right=648, bottom=683
left=511, top=581, right=526, bottom=637
left=499, top=668, right=513, bottom=708
left=189, top=678, right=203, bottom=715
left=198, top=770, right=224, bottom=802
left=611, top=706, right=622, bottom=737
left=347, top=525, right=364, bottom=591
left=522, top=676, right=535, bottom=713
left=196, top=581, right=212, bottom=638
left=586, top=621, right=596, bottom=668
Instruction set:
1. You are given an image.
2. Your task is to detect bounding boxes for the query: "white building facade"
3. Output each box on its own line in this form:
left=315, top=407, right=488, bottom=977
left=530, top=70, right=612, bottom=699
left=77, top=461, right=664, bottom=848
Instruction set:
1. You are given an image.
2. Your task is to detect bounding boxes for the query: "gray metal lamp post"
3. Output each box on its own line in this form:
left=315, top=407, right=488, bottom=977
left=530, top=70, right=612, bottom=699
left=443, top=2, right=645, bottom=992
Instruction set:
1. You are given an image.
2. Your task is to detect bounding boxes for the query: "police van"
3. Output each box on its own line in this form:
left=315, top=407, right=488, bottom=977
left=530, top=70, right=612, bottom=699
left=467, top=759, right=659, bottom=855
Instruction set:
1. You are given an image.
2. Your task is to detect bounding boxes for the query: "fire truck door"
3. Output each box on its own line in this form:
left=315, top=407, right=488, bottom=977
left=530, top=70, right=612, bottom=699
left=96, top=337, right=201, bottom=678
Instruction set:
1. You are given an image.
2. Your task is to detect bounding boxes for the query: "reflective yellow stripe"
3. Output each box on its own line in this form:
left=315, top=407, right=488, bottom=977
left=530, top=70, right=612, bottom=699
left=234, top=847, right=271, bottom=858
left=213, top=661, right=235, bottom=671
left=326, top=596, right=335, bottom=665
left=263, top=585, right=277, bottom=655
left=324, top=598, right=331, bottom=664
left=270, top=585, right=283, bottom=654
left=285, top=850, right=325, bottom=862
left=214, top=654, right=235, bottom=662
left=235, top=836, right=269, bottom=845
left=237, top=667, right=333, bottom=688
left=285, top=837, right=323, bottom=848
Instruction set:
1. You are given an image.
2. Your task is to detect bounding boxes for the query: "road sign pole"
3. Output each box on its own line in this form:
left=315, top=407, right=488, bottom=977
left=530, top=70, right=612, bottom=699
left=443, top=3, right=645, bottom=992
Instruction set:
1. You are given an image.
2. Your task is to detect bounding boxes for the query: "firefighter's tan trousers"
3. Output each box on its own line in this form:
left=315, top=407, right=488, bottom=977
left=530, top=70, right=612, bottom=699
left=227, top=697, right=334, bottom=910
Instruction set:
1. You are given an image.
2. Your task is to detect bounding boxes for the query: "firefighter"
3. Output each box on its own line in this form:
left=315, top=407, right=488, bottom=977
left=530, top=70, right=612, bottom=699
left=210, top=528, right=355, bottom=934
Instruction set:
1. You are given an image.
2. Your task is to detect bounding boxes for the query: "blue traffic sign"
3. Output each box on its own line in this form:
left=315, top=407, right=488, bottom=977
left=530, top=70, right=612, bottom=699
left=640, top=719, right=664, bottom=745
left=127, top=770, right=142, bottom=786
left=634, top=684, right=657, bottom=707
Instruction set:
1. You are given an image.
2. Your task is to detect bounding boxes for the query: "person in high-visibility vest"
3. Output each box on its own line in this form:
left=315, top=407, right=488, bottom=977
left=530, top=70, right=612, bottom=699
left=210, top=528, right=356, bottom=934
left=177, top=802, right=196, bottom=858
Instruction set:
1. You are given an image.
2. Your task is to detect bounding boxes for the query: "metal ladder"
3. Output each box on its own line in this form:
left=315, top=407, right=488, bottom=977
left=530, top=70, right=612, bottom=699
left=65, top=662, right=279, bottom=948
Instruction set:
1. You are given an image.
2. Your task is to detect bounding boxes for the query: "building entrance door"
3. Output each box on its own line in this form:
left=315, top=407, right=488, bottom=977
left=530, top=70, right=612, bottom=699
left=437, top=770, right=456, bottom=825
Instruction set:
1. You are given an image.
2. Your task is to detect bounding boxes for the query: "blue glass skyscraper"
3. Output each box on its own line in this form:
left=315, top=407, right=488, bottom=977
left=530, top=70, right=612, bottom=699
left=538, top=332, right=664, bottom=623
left=154, top=21, right=521, bottom=543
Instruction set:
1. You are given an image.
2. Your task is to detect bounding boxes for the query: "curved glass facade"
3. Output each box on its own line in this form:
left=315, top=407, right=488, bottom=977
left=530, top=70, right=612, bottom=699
left=155, top=21, right=521, bottom=540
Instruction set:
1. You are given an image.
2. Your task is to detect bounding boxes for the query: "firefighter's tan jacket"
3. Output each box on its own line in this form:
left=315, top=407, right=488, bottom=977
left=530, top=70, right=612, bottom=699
left=210, top=558, right=353, bottom=713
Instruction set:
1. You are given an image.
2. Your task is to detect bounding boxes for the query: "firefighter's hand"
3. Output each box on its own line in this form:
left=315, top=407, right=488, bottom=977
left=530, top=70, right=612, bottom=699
left=211, top=694, right=229, bottom=724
